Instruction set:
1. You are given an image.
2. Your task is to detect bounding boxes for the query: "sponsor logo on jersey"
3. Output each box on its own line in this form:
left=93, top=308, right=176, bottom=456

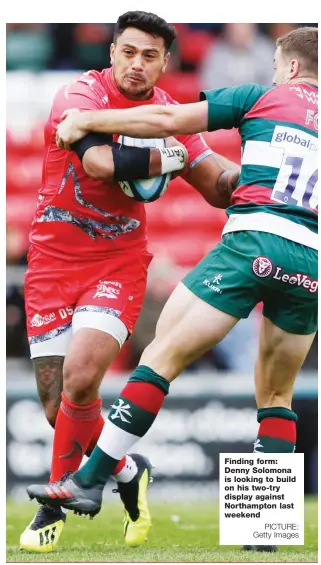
left=271, top=126, right=317, bottom=154
left=94, top=281, right=121, bottom=299
left=30, top=313, right=56, bottom=328
left=273, top=266, right=318, bottom=293
left=252, top=257, right=273, bottom=277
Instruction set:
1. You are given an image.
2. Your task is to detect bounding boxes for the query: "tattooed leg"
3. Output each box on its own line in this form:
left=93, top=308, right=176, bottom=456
left=33, top=356, right=64, bottom=428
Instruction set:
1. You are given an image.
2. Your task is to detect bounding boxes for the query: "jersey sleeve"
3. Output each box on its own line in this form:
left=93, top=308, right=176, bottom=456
left=51, top=71, right=105, bottom=127
left=175, top=132, right=213, bottom=171
left=200, top=83, right=271, bottom=131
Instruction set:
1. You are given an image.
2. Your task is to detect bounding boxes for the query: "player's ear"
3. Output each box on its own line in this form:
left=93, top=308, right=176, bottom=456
left=162, top=52, right=170, bottom=73
left=290, top=58, right=300, bottom=79
left=110, top=43, right=115, bottom=66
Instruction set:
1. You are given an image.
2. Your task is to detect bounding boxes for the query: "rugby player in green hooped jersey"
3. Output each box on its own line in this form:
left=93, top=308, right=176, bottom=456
left=28, top=27, right=318, bottom=554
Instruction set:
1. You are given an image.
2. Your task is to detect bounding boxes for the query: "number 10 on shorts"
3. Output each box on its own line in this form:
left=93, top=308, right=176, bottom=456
left=219, top=453, right=304, bottom=545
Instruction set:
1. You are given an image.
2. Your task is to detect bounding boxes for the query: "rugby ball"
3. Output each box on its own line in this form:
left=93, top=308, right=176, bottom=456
left=118, top=136, right=171, bottom=203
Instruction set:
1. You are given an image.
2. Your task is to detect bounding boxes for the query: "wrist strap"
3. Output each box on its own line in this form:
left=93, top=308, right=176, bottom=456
left=112, top=144, right=150, bottom=181
left=160, top=146, right=188, bottom=175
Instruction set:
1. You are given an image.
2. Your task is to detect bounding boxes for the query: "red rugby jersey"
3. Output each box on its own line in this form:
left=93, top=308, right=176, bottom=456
left=29, top=68, right=211, bottom=261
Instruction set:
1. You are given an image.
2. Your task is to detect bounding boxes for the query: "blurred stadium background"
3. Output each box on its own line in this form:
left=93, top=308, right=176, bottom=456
left=6, top=22, right=317, bottom=503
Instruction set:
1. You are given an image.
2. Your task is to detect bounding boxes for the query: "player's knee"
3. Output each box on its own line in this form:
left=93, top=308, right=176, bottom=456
left=63, top=358, right=100, bottom=404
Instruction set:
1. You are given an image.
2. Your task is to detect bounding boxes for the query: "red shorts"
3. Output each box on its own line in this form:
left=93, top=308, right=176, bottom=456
left=25, top=245, right=153, bottom=358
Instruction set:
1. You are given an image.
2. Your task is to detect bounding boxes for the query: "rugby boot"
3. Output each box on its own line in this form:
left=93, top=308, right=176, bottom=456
left=27, top=472, right=103, bottom=518
left=113, top=453, right=153, bottom=547
left=243, top=545, right=277, bottom=552
left=20, top=504, right=66, bottom=553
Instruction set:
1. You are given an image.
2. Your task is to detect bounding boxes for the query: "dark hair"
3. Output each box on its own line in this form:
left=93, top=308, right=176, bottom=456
left=276, top=26, right=318, bottom=76
left=114, top=11, right=177, bottom=51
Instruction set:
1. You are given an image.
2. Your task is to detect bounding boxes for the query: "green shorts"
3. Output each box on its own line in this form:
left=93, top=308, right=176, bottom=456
left=183, top=231, right=318, bottom=335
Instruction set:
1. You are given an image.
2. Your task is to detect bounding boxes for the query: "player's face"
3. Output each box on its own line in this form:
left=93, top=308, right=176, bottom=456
left=272, top=46, right=299, bottom=85
left=110, top=27, right=169, bottom=100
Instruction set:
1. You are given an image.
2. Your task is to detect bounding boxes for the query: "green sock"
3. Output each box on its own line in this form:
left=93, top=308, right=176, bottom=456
left=254, top=407, right=297, bottom=453
left=74, top=446, right=118, bottom=487
left=74, top=366, right=169, bottom=487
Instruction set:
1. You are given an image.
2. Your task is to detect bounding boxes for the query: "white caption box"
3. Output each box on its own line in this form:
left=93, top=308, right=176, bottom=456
left=219, top=453, right=304, bottom=545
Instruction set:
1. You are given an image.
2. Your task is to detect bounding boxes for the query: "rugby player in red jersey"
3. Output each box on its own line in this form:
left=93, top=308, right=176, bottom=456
left=30, top=26, right=318, bottom=555
left=21, top=12, right=239, bottom=553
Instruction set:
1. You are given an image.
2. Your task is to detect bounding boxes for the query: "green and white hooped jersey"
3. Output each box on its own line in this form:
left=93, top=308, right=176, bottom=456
left=201, top=83, right=318, bottom=249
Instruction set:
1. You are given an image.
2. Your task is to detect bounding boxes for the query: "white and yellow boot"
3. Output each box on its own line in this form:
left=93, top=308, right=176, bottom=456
left=115, top=453, right=152, bottom=547
left=20, top=505, right=66, bottom=553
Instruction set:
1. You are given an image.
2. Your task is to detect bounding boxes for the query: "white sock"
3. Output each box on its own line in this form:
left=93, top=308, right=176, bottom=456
left=112, top=455, right=138, bottom=483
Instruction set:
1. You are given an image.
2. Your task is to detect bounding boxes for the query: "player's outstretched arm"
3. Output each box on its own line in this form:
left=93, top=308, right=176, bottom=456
left=56, top=102, right=209, bottom=147
left=56, top=84, right=261, bottom=147
left=84, top=101, right=209, bottom=138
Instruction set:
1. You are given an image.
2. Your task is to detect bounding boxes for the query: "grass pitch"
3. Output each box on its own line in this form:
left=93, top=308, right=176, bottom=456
left=7, top=497, right=317, bottom=562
